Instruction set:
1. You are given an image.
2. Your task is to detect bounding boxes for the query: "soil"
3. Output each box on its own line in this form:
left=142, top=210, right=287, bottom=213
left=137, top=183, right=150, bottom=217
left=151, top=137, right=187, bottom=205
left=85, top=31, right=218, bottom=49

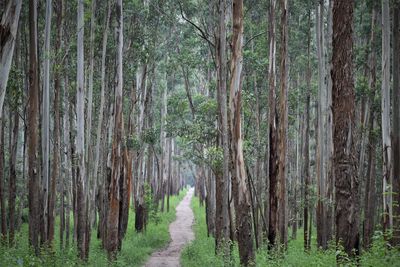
left=144, top=188, right=195, bottom=267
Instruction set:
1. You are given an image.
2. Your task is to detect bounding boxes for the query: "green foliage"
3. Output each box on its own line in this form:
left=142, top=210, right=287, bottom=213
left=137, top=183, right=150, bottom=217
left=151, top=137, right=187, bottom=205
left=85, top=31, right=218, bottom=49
left=144, top=183, right=160, bottom=225
left=0, top=191, right=187, bottom=266
left=205, top=146, right=223, bottom=175
left=182, top=197, right=400, bottom=267
left=127, top=135, right=141, bottom=151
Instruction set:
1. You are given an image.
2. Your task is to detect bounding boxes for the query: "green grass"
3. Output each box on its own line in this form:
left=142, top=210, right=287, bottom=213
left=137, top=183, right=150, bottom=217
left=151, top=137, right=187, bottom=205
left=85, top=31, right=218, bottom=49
left=0, top=189, right=187, bottom=267
left=182, top=197, right=400, bottom=267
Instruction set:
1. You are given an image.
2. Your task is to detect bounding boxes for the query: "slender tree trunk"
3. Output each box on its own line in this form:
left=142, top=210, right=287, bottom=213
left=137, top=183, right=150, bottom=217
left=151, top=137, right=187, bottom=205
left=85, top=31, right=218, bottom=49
left=94, top=0, right=111, bottom=237
left=277, top=0, right=288, bottom=249
left=54, top=0, right=65, bottom=249
left=228, top=0, right=255, bottom=264
left=382, top=0, right=393, bottom=235
left=40, top=0, right=52, bottom=245
left=362, top=6, right=378, bottom=249
left=106, top=0, right=124, bottom=257
left=303, top=8, right=311, bottom=251
left=267, top=0, right=279, bottom=250
left=28, top=0, right=40, bottom=255
left=215, top=0, right=230, bottom=255
left=76, top=0, right=88, bottom=260
left=392, top=0, right=400, bottom=246
left=332, top=0, right=360, bottom=258
left=316, top=0, right=327, bottom=249
left=0, top=0, right=22, bottom=118
left=86, top=0, right=96, bottom=227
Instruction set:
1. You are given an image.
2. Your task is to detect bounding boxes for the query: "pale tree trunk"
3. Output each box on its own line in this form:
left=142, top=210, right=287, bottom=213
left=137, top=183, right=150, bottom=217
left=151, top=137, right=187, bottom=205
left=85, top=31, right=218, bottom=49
left=63, top=68, right=72, bottom=249
left=303, top=8, right=311, bottom=251
left=316, top=0, right=327, bottom=249
left=76, top=0, right=88, bottom=260
left=28, top=0, right=40, bottom=255
left=215, top=0, right=230, bottom=255
left=277, top=0, right=288, bottom=249
left=332, top=0, right=360, bottom=258
left=40, top=0, right=52, bottom=244
left=228, top=0, right=254, bottom=264
left=325, top=0, right=334, bottom=243
left=382, top=0, right=393, bottom=234
left=392, top=0, right=400, bottom=246
left=0, top=0, right=22, bottom=119
left=362, top=6, right=378, bottom=249
left=159, top=72, right=168, bottom=211
left=106, top=0, right=124, bottom=257
left=93, top=0, right=111, bottom=234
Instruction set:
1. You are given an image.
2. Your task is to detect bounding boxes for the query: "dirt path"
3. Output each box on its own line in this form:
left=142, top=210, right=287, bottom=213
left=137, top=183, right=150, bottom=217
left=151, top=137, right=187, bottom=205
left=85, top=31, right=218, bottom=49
left=144, top=188, right=195, bottom=267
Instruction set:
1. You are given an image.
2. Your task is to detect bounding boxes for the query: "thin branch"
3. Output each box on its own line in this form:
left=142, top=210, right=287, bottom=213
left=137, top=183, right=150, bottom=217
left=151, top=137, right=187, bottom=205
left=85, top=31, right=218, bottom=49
left=244, top=31, right=267, bottom=48
left=178, top=1, right=215, bottom=48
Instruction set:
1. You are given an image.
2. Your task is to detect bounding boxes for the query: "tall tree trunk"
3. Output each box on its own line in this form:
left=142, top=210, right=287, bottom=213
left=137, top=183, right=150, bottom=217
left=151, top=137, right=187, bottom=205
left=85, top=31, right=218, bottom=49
left=94, top=0, right=111, bottom=238
left=392, top=0, right=400, bottom=246
left=229, top=0, right=255, bottom=264
left=86, top=0, right=96, bottom=227
left=277, top=0, right=288, bottom=249
left=40, top=0, right=52, bottom=245
left=0, top=0, right=22, bottom=119
left=215, top=0, right=230, bottom=255
left=28, top=0, right=40, bottom=255
left=332, top=0, right=360, bottom=259
left=382, top=0, right=393, bottom=235
left=267, top=0, right=279, bottom=249
left=76, top=0, right=88, bottom=260
left=106, top=0, right=124, bottom=257
left=55, top=0, right=64, bottom=249
left=362, top=6, right=378, bottom=250
left=316, top=0, right=327, bottom=249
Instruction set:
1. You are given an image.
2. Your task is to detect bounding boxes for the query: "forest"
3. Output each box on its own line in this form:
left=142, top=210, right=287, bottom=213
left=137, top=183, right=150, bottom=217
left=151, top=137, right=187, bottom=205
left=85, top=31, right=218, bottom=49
left=0, top=0, right=400, bottom=266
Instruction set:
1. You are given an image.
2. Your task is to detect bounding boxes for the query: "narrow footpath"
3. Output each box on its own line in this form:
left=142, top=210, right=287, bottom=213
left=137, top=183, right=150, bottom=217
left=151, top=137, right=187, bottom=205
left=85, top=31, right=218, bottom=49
left=144, top=188, right=195, bottom=267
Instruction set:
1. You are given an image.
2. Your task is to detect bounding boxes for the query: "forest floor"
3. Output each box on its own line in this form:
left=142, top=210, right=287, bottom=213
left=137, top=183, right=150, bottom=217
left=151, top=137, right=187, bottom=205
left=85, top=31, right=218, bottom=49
left=145, top=188, right=195, bottom=267
left=181, top=196, right=400, bottom=267
left=0, top=190, right=188, bottom=267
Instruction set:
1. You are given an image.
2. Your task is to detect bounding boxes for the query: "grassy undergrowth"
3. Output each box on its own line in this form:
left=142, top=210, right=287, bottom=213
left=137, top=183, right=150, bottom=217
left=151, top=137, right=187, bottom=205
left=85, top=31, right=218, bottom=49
left=181, top=197, right=400, bottom=267
left=0, top=188, right=187, bottom=267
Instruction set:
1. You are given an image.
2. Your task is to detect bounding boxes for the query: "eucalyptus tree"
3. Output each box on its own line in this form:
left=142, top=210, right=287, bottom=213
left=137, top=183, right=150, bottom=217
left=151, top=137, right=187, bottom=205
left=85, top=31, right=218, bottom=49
left=332, top=0, right=360, bottom=259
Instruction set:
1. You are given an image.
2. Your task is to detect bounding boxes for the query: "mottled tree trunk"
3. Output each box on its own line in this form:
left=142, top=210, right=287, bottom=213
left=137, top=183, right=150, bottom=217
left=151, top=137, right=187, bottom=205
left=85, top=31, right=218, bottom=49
left=76, top=0, right=88, bottom=260
left=382, top=0, right=393, bottom=235
left=332, top=0, right=360, bottom=258
left=215, top=0, right=230, bottom=255
left=0, top=0, right=22, bottom=118
left=106, top=0, right=124, bottom=257
left=277, top=0, right=288, bottom=249
left=228, top=0, right=254, bottom=264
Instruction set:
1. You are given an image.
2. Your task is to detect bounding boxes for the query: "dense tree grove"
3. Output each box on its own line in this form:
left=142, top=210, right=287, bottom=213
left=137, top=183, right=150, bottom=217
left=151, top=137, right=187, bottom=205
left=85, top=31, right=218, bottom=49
left=0, top=0, right=400, bottom=266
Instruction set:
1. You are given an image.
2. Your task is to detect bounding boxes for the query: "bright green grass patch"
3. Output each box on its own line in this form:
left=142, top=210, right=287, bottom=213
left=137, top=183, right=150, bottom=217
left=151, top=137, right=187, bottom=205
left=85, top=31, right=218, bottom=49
left=182, top=197, right=400, bottom=267
left=0, top=188, right=187, bottom=267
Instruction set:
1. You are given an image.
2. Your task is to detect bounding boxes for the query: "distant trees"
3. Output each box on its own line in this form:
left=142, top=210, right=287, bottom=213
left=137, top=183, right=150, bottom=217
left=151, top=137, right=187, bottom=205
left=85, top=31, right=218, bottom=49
left=1, top=0, right=400, bottom=265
